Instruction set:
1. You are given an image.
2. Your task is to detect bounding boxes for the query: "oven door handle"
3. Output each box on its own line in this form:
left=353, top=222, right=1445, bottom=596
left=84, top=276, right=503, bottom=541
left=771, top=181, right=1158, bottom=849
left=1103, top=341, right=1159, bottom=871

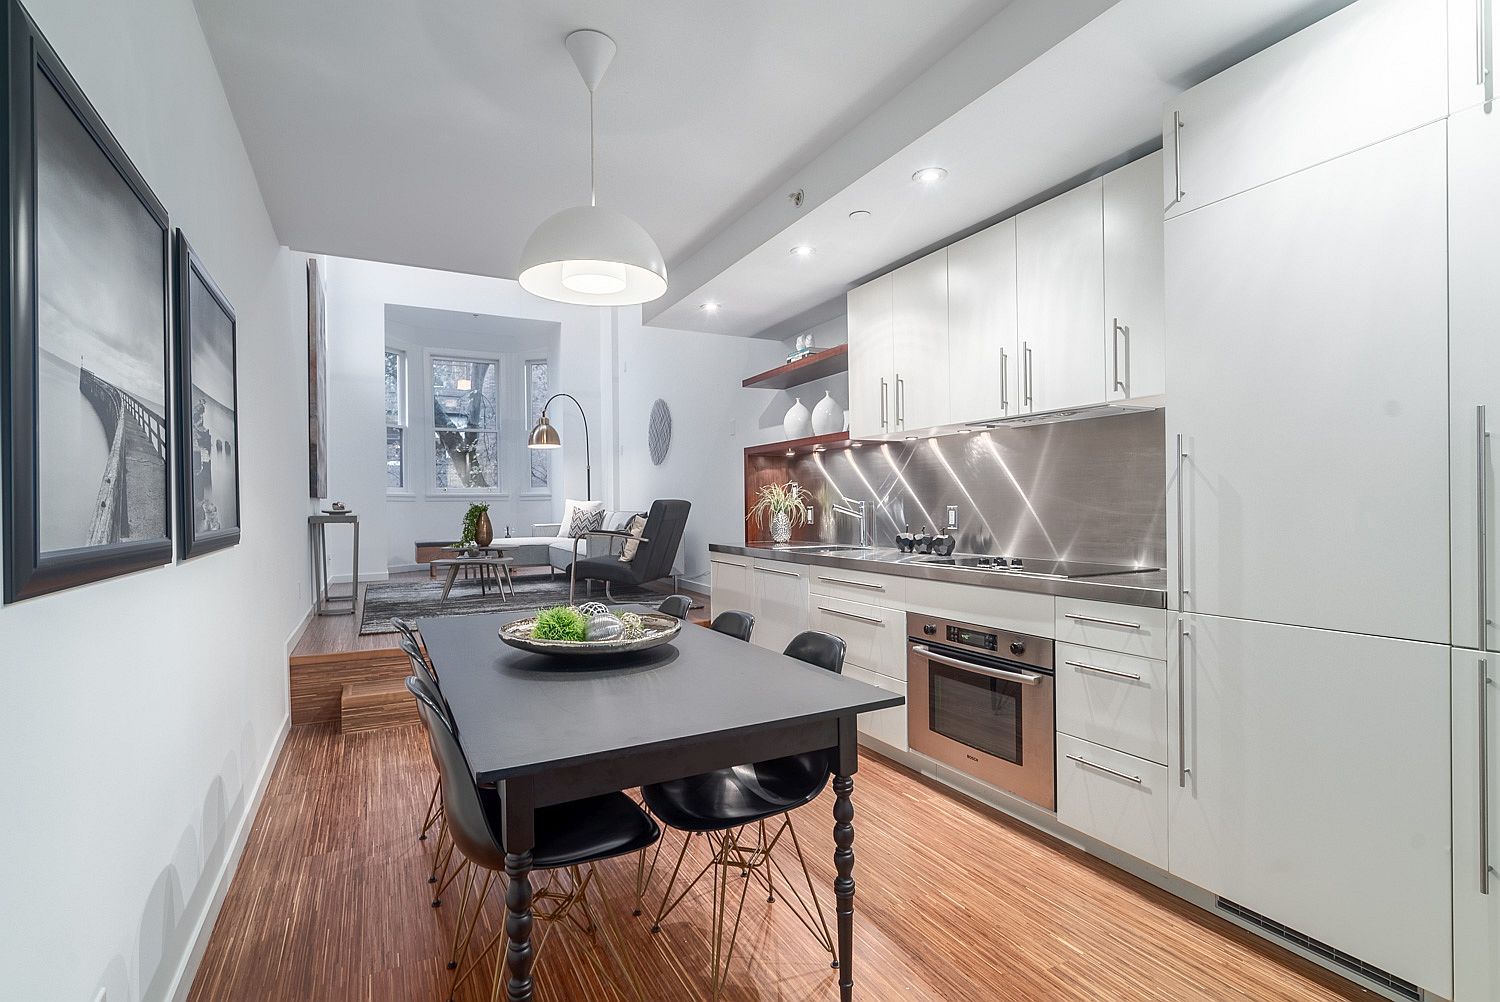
left=910, top=644, right=1043, bottom=686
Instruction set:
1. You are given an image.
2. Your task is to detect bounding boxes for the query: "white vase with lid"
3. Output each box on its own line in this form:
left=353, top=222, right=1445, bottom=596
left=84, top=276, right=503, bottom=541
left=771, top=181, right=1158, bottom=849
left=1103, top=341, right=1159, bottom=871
left=783, top=397, right=812, bottom=440
left=810, top=391, right=841, bottom=437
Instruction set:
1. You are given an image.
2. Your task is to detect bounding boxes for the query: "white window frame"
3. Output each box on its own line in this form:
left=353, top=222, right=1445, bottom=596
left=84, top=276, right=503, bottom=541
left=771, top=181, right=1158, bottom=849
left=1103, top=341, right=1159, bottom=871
left=425, top=348, right=508, bottom=500
left=384, top=347, right=411, bottom=496
left=521, top=357, right=553, bottom=500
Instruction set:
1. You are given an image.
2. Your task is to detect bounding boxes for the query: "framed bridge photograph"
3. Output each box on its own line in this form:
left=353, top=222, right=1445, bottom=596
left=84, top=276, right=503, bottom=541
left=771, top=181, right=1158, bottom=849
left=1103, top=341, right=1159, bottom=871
left=1, top=1, right=172, bottom=602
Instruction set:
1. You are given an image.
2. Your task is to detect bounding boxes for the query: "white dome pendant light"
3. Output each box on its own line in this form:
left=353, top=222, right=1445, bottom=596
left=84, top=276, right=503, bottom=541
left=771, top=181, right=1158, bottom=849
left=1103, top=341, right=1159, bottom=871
left=518, top=30, right=668, bottom=306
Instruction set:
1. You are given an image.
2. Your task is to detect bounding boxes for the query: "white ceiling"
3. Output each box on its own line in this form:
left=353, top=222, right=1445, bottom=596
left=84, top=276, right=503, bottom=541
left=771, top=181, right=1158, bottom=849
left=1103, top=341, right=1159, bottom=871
left=193, top=0, right=1014, bottom=279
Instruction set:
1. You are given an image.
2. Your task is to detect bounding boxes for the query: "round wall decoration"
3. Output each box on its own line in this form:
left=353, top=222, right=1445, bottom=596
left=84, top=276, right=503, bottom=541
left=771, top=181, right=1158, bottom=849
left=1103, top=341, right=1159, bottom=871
left=647, top=399, right=672, bottom=465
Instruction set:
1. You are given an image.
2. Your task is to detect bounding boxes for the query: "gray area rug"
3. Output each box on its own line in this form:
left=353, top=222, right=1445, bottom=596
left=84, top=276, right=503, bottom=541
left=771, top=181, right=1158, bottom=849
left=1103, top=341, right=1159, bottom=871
left=359, top=574, right=664, bottom=634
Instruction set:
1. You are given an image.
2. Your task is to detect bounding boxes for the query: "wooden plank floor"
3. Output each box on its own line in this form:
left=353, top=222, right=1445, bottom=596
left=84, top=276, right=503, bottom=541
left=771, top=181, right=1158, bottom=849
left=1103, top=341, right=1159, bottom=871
left=187, top=724, right=1369, bottom=1002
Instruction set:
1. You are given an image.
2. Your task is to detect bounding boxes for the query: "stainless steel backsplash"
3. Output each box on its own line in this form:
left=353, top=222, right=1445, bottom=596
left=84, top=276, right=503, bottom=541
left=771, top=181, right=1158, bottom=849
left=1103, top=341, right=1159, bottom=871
left=787, top=409, right=1166, bottom=567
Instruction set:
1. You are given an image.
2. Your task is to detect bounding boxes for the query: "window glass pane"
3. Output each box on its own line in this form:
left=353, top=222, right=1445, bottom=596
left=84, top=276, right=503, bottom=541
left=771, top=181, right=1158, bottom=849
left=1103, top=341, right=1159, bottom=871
left=526, top=359, right=549, bottom=489
left=432, top=430, right=498, bottom=489
left=386, top=427, right=404, bottom=488
left=384, top=351, right=402, bottom=425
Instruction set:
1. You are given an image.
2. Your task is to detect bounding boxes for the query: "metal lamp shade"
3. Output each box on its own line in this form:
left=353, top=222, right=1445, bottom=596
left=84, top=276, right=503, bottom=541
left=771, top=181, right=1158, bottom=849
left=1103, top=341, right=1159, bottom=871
left=528, top=415, right=562, bottom=449
left=518, top=205, right=668, bottom=306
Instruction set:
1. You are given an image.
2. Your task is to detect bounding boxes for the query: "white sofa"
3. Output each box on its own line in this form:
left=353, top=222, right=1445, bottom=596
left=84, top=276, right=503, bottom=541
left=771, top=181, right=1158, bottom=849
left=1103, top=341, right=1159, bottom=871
left=501, top=504, right=684, bottom=578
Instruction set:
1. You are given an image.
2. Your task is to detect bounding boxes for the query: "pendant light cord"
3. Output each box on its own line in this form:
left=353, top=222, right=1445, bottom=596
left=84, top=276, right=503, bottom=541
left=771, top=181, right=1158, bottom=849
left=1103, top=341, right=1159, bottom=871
left=589, top=90, right=597, bottom=207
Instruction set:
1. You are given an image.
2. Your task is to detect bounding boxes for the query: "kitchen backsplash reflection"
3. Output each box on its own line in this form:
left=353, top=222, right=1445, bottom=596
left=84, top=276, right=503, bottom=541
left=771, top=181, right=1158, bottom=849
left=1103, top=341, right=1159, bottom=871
left=771, top=410, right=1165, bottom=568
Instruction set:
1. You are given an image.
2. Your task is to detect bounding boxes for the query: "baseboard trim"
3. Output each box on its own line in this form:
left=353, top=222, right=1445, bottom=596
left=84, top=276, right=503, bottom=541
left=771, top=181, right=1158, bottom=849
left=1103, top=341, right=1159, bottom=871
left=166, top=712, right=291, bottom=1002
left=284, top=606, right=314, bottom=660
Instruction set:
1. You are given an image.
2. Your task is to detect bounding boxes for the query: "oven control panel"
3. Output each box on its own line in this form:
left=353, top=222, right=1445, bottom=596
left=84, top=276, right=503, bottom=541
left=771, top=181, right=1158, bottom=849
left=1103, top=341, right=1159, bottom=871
left=907, top=612, right=1053, bottom=670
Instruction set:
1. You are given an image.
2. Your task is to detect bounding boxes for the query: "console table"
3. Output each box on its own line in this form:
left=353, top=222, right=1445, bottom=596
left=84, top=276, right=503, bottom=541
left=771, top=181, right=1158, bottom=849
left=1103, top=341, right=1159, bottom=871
left=309, top=512, right=359, bottom=616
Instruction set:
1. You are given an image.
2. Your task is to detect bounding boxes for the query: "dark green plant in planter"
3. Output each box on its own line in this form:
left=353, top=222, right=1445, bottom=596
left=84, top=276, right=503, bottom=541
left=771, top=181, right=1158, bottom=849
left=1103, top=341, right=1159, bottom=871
left=532, top=605, right=588, bottom=642
left=459, top=502, right=491, bottom=546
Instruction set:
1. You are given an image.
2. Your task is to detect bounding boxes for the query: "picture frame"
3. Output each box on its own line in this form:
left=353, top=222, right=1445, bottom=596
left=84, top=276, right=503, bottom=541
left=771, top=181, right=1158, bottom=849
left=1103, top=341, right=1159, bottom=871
left=1, top=0, right=173, bottom=602
left=307, top=257, right=328, bottom=499
left=174, top=230, right=241, bottom=558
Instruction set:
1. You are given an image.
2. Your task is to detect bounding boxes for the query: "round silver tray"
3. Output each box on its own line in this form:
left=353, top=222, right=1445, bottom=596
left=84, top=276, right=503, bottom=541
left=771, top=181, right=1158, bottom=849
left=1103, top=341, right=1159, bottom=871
left=498, top=611, right=682, bottom=659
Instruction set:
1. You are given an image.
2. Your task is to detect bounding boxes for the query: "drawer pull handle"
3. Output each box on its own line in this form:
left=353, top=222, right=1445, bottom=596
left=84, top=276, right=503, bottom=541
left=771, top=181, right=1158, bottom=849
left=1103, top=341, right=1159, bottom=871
left=1066, top=754, right=1142, bottom=785
left=817, top=606, right=884, bottom=626
left=1064, top=613, right=1141, bottom=630
left=709, top=558, right=744, bottom=568
left=1065, top=660, right=1142, bottom=682
left=753, top=565, right=801, bottom=578
left=816, top=575, right=885, bottom=591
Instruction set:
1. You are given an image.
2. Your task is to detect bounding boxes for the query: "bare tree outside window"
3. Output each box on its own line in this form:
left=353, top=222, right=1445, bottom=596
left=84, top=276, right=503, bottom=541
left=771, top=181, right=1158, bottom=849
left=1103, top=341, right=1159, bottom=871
left=432, top=356, right=499, bottom=489
left=525, top=359, right=549, bottom=489
left=384, top=350, right=405, bottom=488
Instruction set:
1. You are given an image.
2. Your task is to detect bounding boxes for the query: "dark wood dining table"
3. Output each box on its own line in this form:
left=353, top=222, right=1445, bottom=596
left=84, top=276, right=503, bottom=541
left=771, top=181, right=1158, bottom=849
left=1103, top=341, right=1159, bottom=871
left=417, top=609, right=905, bottom=1002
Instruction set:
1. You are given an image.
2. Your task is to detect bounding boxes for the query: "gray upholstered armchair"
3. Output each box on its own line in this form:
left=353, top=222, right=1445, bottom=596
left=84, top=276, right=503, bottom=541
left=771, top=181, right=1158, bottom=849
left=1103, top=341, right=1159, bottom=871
left=569, top=499, right=690, bottom=603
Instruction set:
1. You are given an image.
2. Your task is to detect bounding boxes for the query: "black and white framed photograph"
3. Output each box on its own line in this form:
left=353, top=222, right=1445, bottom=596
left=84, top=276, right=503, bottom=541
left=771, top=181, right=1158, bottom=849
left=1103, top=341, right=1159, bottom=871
left=174, top=231, right=240, bottom=558
left=1, top=1, right=172, bottom=602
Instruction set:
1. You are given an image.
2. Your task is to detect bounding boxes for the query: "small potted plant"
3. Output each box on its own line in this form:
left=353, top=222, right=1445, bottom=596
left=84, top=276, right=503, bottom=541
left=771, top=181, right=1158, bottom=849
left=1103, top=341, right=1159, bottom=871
left=749, top=481, right=810, bottom=545
left=460, top=502, right=492, bottom=550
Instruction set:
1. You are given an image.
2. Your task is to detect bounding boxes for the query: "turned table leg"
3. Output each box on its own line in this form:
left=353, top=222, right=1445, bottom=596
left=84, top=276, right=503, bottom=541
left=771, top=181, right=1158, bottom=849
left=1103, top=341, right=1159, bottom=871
left=833, top=715, right=857, bottom=1001
left=502, top=778, right=536, bottom=1002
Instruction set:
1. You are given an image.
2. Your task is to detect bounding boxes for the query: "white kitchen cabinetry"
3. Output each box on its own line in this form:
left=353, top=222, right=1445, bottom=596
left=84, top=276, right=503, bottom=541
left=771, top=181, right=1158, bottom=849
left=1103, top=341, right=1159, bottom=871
left=1057, top=733, right=1169, bottom=870
left=1169, top=614, right=1452, bottom=995
left=1454, top=649, right=1500, bottom=1002
left=946, top=219, right=1017, bottom=424
left=1450, top=102, right=1500, bottom=652
left=809, top=596, right=906, bottom=681
left=1055, top=644, right=1166, bottom=765
left=1450, top=0, right=1500, bottom=114
left=1164, top=122, right=1449, bottom=643
left=890, top=249, right=950, bottom=431
left=1055, top=597, right=1168, bottom=662
left=1016, top=179, right=1104, bottom=414
left=844, top=663, right=907, bottom=751
left=749, top=561, right=809, bottom=653
left=709, top=555, right=753, bottom=618
left=846, top=273, right=893, bottom=439
left=1162, top=0, right=1445, bottom=219
left=1102, top=151, right=1164, bottom=401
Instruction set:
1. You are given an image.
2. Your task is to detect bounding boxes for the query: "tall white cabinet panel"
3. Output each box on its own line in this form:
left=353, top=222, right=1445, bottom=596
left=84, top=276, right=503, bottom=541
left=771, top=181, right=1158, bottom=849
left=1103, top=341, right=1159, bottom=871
left=1164, top=123, right=1449, bottom=643
left=1016, top=179, right=1104, bottom=413
left=1162, top=0, right=1446, bottom=218
left=709, top=554, right=753, bottom=613
left=749, top=561, right=808, bottom=653
left=1450, top=103, right=1500, bottom=652
left=946, top=220, right=1017, bottom=424
left=1454, top=649, right=1500, bottom=1002
left=1450, top=0, right=1499, bottom=113
left=1102, top=152, right=1164, bottom=401
left=1168, top=614, right=1452, bottom=996
left=846, top=274, right=893, bottom=439
left=890, top=250, right=949, bottom=431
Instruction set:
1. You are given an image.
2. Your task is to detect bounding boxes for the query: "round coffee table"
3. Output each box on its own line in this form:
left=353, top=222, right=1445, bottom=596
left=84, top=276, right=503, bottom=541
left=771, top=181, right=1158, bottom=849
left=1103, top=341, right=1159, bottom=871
left=431, top=555, right=515, bottom=604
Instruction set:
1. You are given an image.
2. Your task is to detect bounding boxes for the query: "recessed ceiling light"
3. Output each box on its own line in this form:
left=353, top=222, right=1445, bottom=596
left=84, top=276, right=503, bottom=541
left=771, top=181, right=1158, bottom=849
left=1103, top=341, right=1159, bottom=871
left=904, top=435, right=918, bottom=441
left=790, top=244, right=814, bottom=258
left=848, top=210, right=871, bottom=221
left=912, top=166, right=948, bottom=184
left=699, top=301, right=720, bottom=313
left=850, top=442, right=863, bottom=448
left=960, top=428, right=974, bottom=434
left=785, top=448, right=795, bottom=457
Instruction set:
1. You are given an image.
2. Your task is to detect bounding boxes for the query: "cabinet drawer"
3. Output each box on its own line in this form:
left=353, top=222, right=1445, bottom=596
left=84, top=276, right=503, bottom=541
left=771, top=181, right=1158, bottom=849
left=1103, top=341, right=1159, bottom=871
left=845, top=663, right=907, bottom=752
left=810, top=597, right=906, bottom=681
left=1056, top=734, right=1169, bottom=870
left=1055, top=597, right=1167, bottom=660
left=906, top=579, right=1054, bottom=637
left=1055, top=643, right=1167, bottom=765
left=808, top=566, right=906, bottom=605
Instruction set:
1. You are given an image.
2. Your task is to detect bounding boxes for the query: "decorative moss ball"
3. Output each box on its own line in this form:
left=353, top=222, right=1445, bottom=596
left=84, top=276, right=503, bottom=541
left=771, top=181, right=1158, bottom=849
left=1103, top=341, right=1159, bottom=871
left=619, top=612, right=645, bottom=639
left=532, top=606, right=588, bottom=642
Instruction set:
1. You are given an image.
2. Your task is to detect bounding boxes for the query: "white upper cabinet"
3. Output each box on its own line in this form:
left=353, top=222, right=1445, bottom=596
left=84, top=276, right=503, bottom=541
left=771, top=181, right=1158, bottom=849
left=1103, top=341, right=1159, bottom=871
left=1165, top=122, right=1449, bottom=641
left=1017, top=179, right=1105, bottom=414
left=946, top=219, right=1017, bottom=424
left=890, top=249, right=950, bottom=431
left=1169, top=614, right=1453, bottom=997
left=1453, top=649, right=1500, bottom=1002
left=1102, top=151, right=1165, bottom=401
left=1450, top=0, right=1500, bottom=113
left=846, top=273, right=893, bottom=439
left=1163, top=0, right=1446, bottom=219
left=1450, top=102, right=1500, bottom=652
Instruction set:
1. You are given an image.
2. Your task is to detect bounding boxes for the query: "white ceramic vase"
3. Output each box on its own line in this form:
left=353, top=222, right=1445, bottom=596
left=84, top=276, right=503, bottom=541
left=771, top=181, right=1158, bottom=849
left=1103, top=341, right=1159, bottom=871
left=783, top=397, right=812, bottom=440
left=810, top=391, right=841, bottom=436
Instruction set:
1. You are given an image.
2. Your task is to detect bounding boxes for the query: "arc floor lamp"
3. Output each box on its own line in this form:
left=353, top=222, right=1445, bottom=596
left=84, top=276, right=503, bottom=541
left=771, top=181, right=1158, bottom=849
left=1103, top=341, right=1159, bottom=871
left=528, top=393, right=591, bottom=500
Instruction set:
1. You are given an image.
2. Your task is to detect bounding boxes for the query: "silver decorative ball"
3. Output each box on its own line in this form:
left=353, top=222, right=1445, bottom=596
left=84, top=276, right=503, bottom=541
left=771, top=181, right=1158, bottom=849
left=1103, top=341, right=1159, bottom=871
left=585, top=613, right=625, bottom=642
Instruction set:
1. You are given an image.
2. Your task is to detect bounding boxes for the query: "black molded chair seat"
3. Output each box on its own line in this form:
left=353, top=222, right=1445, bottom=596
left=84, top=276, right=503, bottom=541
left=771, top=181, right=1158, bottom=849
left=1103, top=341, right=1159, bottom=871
left=516, top=790, right=661, bottom=870
left=642, top=755, right=830, bottom=833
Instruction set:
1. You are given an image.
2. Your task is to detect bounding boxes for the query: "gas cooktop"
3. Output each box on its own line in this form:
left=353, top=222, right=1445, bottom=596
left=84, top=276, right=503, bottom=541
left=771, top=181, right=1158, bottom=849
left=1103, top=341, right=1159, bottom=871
left=915, top=554, right=1156, bottom=579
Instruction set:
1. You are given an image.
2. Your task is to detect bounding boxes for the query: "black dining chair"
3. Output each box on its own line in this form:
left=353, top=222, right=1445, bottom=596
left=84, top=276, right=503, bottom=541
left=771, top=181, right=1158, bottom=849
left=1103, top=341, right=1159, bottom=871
left=657, top=594, right=693, bottom=620
left=406, top=675, right=660, bottom=1002
left=394, top=628, right=462, bottom=897
left=640, top=630, right=846, bottom=999
left=709, top=610, right=754, bottom=643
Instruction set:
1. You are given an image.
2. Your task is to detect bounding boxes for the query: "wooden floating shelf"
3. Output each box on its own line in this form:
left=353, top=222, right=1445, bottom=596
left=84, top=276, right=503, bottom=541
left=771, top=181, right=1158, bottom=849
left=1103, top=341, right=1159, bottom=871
left=744, top=431, right=870, bottom=457
left=742, top=344, right=848, bottom=390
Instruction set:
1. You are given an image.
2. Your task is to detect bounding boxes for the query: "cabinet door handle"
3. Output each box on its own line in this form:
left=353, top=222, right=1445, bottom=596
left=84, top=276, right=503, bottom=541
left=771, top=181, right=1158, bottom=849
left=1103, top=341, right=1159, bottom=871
left=1064, top=612, right=1140, bottom=630
left=753, top=564, right=801, bottom=578
left=1176, top=434, right=1189, bottom=610
left=1022, top=342, right=1033, bottom=408
left=1066, top=754, right=1142, bottom=785
left=817, top=605, right=884, bottom=626
left=709, top=558, right=745, bottom=568
left=816, top=575, right=884, bottom=591
left=1000, top=349, right=1009, bottom=413
left=896, top=375, right=906, bottom=426
left=1112, top=318, right=1129, bottom=395
left=1482, top=658, right=1493, bottom=894
left=1480, top=406, right=1490, bottom=649
left=1171, top=111, right=1186, bottom=203
left=879, top=378, right=888, bottom=429
left=1177, top=622, right=1191, bottom=788
left=1065, top=659, right=1142, bottom=682
left=1478, top=0, right=1490, bottom=86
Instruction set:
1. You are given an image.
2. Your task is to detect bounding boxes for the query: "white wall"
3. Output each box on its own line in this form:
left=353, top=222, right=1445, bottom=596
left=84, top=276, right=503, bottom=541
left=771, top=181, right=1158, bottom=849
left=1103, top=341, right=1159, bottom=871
left=0, top=2, right=309, bottom=1001
left=384, top=314, right=560, bottom=571
left=320, top=257, right=611, bottom=580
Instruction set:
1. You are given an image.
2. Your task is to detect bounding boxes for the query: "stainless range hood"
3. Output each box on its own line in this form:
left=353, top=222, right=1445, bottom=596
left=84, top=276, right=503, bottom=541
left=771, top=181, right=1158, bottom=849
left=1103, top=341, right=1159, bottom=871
left=967, top=395, right=1164, bottom=429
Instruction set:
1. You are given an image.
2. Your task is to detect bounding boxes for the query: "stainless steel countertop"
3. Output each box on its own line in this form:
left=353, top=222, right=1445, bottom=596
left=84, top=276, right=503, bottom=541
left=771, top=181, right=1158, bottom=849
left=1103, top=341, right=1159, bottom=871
left=708, top=543, right=1168, bottom=610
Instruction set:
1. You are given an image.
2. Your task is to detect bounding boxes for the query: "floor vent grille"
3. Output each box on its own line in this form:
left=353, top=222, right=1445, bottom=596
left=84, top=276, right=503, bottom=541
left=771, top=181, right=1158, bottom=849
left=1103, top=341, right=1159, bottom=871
left=1215, top=898, right=1421, bottom=1001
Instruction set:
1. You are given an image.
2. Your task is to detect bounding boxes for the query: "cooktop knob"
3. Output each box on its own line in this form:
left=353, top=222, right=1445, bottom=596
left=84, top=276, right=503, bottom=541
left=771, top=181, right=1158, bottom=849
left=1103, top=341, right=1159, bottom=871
left=1009, top=641, right=1025, bottom=656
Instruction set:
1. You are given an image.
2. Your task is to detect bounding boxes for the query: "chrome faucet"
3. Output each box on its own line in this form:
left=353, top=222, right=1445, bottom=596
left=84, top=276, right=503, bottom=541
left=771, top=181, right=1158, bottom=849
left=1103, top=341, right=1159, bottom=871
left=831, top=498, right=870, bottom=548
